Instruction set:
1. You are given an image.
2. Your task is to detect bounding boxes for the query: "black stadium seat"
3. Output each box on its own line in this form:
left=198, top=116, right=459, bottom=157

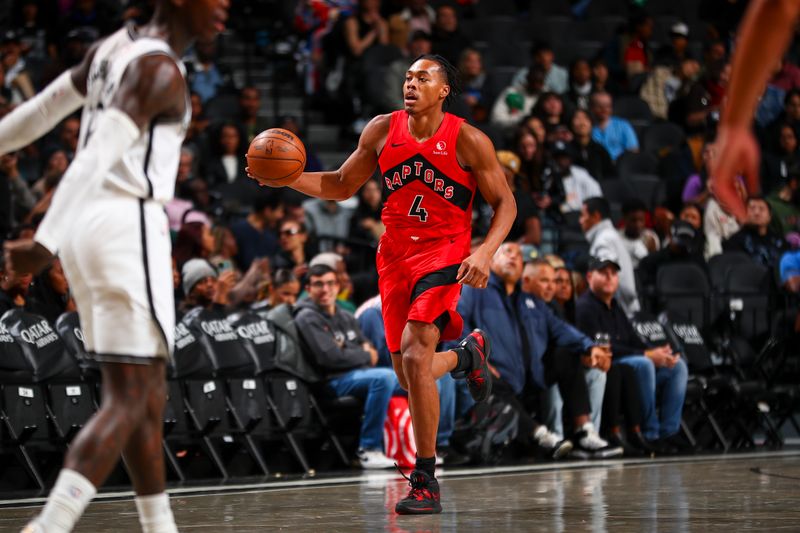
left=642, top=123, right=686, bottom=157
left=616, top=152, right=659, bottom=179
left=655, top=262, right=710, bottom=331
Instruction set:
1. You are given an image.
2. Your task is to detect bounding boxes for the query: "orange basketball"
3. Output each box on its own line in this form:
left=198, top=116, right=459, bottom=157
left=246, top=128, right=306, bottom=187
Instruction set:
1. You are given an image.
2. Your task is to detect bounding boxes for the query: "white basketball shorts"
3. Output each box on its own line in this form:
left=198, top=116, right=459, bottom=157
left=59, top=190, right=175, bottom=362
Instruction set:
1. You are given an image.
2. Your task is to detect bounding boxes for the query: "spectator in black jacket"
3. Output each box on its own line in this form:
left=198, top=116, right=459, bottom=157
left=723, top=196, right=788, bottom=269
left=430, top=4, right=470, bottom=66
left=570, top=109, right=615, bottom=182
left=294, top=264, right=400, bottom=469
left=576, top=256, right=688, bottom=448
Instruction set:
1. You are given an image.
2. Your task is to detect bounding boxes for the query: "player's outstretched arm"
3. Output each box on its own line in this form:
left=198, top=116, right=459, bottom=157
left=5, top=54, right=186, bottom=274
left=287, top=114, right=390, bottom=201
left=0, top=40, right=104, bottom=156
left=712, top=0, right=800, bottom=222
left=456, top=124, right=516, bottom=288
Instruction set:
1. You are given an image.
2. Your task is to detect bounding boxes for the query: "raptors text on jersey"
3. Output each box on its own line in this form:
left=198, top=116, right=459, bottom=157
left=378, top=111, right=477, bottom=240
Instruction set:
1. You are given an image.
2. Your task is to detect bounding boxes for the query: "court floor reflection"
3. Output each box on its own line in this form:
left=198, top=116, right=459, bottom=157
left=2, top=453, right=799, bottom=532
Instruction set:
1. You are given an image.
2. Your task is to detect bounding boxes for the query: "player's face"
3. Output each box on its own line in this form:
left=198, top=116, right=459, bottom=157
left=308, top=272, right=339, bottom=308
left=185, top=0, right=230, bottom=41
left=404, top=59, right=450, bottom=114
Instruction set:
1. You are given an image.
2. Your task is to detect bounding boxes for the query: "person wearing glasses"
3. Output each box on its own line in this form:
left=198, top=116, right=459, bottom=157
left=273, top=218, right=317, bottom=279
left=294, top=263, right=401, bottom=469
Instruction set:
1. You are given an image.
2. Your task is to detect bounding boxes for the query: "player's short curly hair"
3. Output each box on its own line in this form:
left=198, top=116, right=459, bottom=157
left=411, top=53, right=462, bottom=110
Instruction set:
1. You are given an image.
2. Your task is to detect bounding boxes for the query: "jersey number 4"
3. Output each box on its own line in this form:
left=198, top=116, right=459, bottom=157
left=408, top=195, right=428, bottom=222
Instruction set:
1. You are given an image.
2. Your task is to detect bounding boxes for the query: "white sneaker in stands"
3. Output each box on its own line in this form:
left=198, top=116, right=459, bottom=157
left=357, top=449, right=396, bottom=469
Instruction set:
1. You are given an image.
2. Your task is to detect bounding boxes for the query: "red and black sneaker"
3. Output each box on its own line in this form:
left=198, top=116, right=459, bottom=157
left=461, top=329, right=492, bottom=403
left=395, top=469, right=442, bottom=515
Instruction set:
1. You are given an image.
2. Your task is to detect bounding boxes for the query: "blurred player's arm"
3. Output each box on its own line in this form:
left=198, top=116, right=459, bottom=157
left=5, top=55, right=186, bottom=274
left=287, top=114, right=390, bottom=201
left=712, top=0, right=800, bottom=222
left=456, top=124, right=516, bottom=288
left=0, top=41, right=105, bottom=156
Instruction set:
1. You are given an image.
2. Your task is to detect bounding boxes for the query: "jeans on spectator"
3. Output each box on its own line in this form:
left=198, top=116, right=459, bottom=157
left=436, top=374, right=474, bottom=447
left=614, top=356, right=688, bottom=440
left=327, top=367, right=404, bottom=450
left=543, top=368, right=607, bottom=437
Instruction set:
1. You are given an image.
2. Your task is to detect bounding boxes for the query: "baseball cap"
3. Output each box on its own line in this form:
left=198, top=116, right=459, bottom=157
left=587, top=255, right=621, bottom=272
left=181, top=258, right=217, bottom=295
left=550, top=140, right=572, bottom=158
left=496, top=150, right=521, bottom=174
left=670, top=22, right=689, bottom=38
left=670, top=220, right=698, bottom=250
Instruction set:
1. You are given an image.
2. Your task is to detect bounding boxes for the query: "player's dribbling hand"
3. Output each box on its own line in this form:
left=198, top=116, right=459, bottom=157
left=457, top=250, right=491, bottom=289
left=710, top=125, right=761, bottom=223
left=3, top=239, right=53, bottom=276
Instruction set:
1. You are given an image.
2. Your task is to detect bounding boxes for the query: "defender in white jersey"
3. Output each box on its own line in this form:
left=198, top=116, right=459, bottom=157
left=1, top=1, right=230, bottom=532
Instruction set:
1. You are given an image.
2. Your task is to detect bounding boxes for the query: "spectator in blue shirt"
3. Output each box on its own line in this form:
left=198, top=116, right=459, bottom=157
left=590, top=91, right=639, bottom=161
left=780, top=249, right=800, bottom=288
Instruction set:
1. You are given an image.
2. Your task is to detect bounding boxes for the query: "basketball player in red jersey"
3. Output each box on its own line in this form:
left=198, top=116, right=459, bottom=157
left=256, top=54, right=515, bottom=514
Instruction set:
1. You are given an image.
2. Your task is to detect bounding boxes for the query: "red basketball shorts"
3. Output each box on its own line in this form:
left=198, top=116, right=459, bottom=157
left=376, top=230, right=471, bottom=354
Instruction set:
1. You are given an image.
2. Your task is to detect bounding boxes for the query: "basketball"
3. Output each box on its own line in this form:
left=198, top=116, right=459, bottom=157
left=246, top=128, right=306, bottom=187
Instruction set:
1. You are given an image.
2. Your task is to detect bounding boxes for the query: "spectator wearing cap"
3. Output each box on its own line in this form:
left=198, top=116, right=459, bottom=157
left=543, top=141, right=602, bottom=215
left=723, top=197, right=788, bottom=269
left=382, top=30, right=432, bottom=112
left=618, top=199, right=660, bottom=268
left=590, top=92, right=639, bottom=162
left=655, top=22, right=693, bottom=68
left=576, top=256, right=688, bottom=447
left=570, top=109, right=615, bottom=182
left=512, top=41, right=569, bottom=95
left=580, top=197, right=640, bottom=317
left=496, top=150, right=540, bottom=243
left=229, top=190, right=284, bottom=271
left=179, top=258, right=236, bottom=316
left=637, top=221, right=707, bottom=306
left=491, top=65, right=545, bottom=130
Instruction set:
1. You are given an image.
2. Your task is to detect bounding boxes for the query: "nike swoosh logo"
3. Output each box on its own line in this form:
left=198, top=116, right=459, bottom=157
left=391, top=142, right=405, bottom=147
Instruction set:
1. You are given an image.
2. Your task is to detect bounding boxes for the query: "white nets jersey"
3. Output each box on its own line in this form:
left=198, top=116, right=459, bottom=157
left=79, top=25, right=190, bottom=203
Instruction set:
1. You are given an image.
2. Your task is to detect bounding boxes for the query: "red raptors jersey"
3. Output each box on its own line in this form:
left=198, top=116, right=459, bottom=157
left=378, top=111, right=476, bottom=240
